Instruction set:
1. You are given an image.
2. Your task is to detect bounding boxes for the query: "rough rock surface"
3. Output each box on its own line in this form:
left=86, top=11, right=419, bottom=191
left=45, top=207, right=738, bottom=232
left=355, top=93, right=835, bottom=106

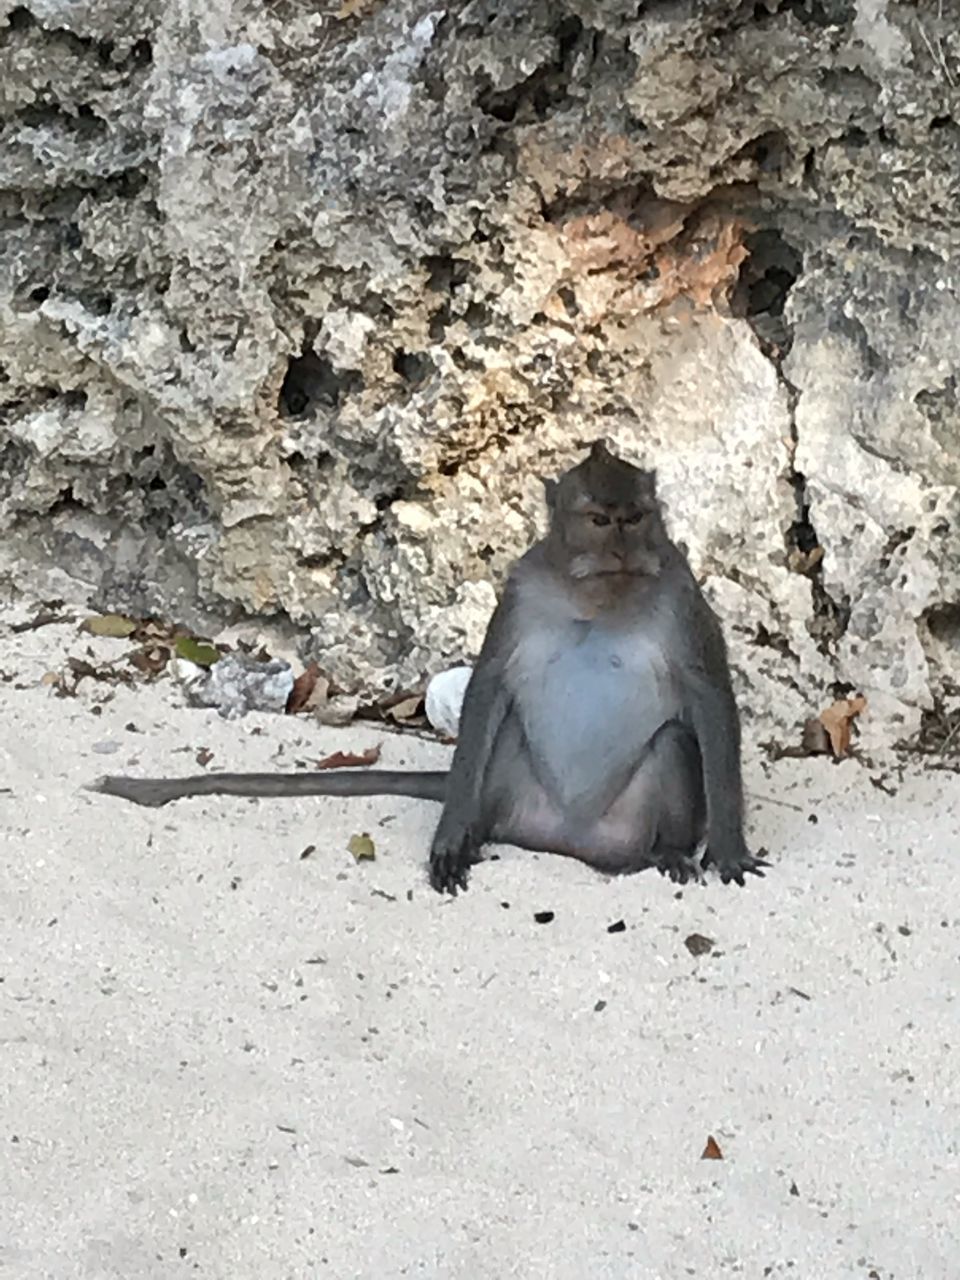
left=2, top=0, right=959, bottom=746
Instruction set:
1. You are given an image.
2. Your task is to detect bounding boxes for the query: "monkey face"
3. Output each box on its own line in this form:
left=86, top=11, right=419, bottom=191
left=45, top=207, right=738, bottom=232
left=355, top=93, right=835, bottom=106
left=561, top=501, right=663, bottom=580
left=549, top=444, right=664, bottom=581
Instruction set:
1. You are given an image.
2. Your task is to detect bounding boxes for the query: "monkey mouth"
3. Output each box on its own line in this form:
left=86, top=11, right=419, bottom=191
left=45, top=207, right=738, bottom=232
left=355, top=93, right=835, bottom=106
left=570, top=554, right=652, bottom=580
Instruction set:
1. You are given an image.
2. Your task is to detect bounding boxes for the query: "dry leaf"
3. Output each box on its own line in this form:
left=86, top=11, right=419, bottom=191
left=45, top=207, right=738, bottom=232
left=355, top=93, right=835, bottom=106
left=196, top=747, right=214, bottom=767
left=348, top=832, right=376, bottom=861
left=701, top=1135, right=724, bottom=1160
left=286, top=662, right=323, bottom=715
left=336, top=0, right=379, bottom=17
left=82, top=613, right=137, bottom=639
left=787, top=545, right=824, bottom=575
left=128, top=644, right=171, bottom=676
left=314, top=744, right=381, bottom=771
left=388, top=694, right=423, bottom=722
left=67, top=656, right=133, bottom=686
left=131, top=619, right=175, bottom=642
left=819, top=695, right=867, bottom=758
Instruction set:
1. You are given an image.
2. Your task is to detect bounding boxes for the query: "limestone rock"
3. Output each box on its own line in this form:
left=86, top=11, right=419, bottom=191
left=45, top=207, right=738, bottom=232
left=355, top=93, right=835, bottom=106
left=2, top=0, right=960, bottom=748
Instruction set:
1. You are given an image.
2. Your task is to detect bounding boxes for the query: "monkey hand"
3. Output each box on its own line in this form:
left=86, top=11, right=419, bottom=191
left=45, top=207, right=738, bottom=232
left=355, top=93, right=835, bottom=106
left=701, top=840, right=769, bottom=886
left=429, top=819, right=482, bottom=895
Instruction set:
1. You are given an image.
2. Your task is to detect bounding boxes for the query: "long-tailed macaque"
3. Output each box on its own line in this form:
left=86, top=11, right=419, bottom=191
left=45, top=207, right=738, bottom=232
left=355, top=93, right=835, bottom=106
left=91, top=442, right=767, bottom=894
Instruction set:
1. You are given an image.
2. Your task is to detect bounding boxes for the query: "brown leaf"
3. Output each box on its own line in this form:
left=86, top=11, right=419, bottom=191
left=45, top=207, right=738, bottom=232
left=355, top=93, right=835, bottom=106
left=787, top=544, right=824, bottom=575
left=701, top=1135, right=724, bottom=1160
left=388, top=694, right=423, bottom=722
left=336, top=0, right=380, bottom=17
left=313, top=744, right=381, bottom=771
left=68, top=657, right=98, bottom=678
left=128, top=644, right=171, bottom=676
left=286, top=662, right=322, bottom=715
left=196, top=747, right=214, bottom=767
left=819, top=695, right=867, bottom=758
left=131, top=619, right=176, bottom=643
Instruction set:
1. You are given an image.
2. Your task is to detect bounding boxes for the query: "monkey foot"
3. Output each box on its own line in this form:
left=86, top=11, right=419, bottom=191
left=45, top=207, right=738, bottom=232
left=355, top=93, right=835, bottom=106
left=701, top=845, right=770, bottom=886
left=428, top=830, right=482, bottom=895
left=655, top=846, right=704, bottom=885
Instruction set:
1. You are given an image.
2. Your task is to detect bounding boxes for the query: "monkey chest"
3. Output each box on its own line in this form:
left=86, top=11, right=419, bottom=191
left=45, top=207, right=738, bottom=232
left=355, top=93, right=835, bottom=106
left=510, top=620, right=678, bottom=808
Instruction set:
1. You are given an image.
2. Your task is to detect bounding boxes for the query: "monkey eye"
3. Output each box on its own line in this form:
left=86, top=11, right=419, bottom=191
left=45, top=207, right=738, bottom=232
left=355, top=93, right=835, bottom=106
left=590, top=513, right=611, bottom=527
left=624, top=512, right=645, bottom=526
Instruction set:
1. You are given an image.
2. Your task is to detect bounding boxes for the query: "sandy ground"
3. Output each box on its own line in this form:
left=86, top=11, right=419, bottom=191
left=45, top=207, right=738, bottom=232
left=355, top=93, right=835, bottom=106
left=1, top=614, right=958, bottom=1280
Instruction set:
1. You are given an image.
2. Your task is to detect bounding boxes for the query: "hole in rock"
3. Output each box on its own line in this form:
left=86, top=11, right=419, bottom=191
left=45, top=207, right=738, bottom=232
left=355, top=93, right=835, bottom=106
left=392, top=350, right=433, bottom=386
left=278, top=350, right=363, bottom=418
left=924, top=602, right=960, bottom=653
left=732, top=228, right=802, bottom=320
left=7, top=7, right=35, bottom=30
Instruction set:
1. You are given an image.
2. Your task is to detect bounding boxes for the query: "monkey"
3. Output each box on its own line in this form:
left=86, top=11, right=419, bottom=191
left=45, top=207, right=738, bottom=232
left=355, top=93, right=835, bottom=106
left=91, top=441, right=768, bottom=895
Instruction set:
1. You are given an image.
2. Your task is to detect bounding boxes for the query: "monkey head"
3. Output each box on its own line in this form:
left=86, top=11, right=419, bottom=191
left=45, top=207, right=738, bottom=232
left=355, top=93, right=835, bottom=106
left=543, top=440, right=664, bottom=581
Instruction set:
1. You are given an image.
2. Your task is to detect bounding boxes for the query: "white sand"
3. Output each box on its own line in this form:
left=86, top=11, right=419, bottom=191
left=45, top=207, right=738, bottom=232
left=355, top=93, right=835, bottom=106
left=1, top=616, right=958, bottom=1279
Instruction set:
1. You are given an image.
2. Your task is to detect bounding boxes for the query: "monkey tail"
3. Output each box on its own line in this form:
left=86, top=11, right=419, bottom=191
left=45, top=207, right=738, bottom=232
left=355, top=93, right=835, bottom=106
left=86, top=769, right=449, bottom=808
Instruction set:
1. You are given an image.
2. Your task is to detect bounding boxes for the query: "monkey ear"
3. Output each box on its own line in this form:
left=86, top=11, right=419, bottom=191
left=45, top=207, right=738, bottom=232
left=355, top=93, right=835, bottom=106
left=542, top=477, right=558, bottom=509
left=588, top=438, right=613, bottom=462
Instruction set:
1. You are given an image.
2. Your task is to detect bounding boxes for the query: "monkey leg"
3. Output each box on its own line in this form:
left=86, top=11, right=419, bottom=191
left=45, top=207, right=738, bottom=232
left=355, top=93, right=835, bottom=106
left=580, top=720, right=706, bottom=880
left=647, top=725, right=707, bottom=884
left=483, top=718, right=706, bottom=880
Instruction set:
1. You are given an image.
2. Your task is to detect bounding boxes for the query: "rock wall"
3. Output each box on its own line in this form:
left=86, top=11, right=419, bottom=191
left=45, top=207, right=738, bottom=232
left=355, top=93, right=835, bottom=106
left=2, top=0, right=959, bottom=746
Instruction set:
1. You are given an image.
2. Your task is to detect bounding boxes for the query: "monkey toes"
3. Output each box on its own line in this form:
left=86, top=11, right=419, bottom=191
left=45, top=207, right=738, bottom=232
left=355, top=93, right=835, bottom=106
left=701, top=844, right=770, bottom=886
left=428, top=827, right=481, bottom=895
left=656, top=845, right=705, bottom=886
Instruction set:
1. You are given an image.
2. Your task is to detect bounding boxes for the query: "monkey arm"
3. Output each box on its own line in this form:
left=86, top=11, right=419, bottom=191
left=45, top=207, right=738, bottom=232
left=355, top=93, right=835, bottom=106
left=677, top=590, right=765, bottom=885
left=428, top=587, right=517, bottom=893
left=688, top=676, right=746, bottom=850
